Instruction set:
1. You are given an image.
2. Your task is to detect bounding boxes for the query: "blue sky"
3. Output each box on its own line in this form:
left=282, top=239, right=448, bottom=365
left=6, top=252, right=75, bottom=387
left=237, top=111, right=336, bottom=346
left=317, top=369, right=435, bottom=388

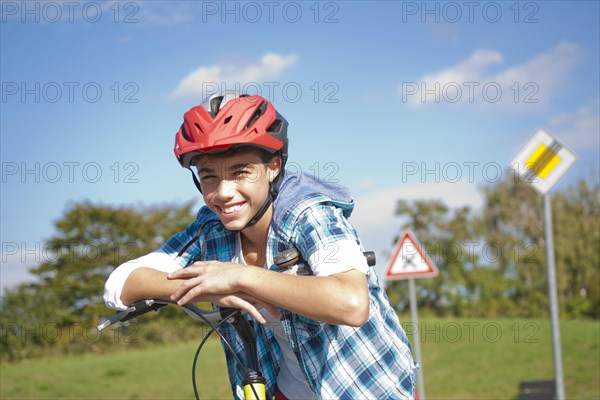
left=1, top=1, right=599, bottom=290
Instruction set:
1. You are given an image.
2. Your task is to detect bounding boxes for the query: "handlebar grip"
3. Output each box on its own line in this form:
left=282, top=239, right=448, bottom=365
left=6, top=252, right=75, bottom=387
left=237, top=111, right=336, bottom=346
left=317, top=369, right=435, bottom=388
left=120, top=300, right=168, bottom=322
left=363, top=251, right=376, bottom=267
left=275, top=248, right=376, bottom=268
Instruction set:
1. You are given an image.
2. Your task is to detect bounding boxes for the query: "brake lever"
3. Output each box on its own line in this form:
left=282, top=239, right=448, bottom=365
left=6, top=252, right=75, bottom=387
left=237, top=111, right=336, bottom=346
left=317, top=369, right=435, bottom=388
left=97, top=299, right=167, bottom=331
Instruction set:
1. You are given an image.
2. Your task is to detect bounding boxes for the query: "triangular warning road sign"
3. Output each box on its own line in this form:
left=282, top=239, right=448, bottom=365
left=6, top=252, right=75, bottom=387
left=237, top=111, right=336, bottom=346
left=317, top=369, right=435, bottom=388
left=385, top=230, right=439, bottom=281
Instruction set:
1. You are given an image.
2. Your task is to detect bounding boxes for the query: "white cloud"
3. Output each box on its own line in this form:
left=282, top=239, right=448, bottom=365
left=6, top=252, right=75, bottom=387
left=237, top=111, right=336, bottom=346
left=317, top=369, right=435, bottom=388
left=548, top=98, right=600, bottom=151
left=349, top=181, right=484, bottom=283
left=400, top=41, right=583, bottom=112
left=170, top=53, right=298, bottom=100
left=357, top=178, right=376, bottom=190
left=351, top=181, right=483, bottom=229
left=421, top=49, right=504, bottom=85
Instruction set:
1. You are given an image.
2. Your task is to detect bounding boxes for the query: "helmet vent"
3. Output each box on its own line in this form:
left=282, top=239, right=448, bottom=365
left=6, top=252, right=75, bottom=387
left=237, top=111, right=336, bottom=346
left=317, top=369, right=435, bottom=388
left=224, top=115, right=233, bottom=124
left=194, top=122, right=204, bottom=134
left=245, top=101, right=268, bottom=129
left=267, top=119, right=282, bottom=133
left=181, top=125, right=191, bottom=141
left=209, top=96, right=224, bottom=117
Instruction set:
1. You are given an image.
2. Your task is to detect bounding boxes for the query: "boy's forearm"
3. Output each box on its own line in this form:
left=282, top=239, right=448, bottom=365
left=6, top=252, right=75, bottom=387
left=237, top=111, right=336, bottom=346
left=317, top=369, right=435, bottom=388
left=120, top=267, right=184, bottom=306
left=239, top=268, right=369, bottom=327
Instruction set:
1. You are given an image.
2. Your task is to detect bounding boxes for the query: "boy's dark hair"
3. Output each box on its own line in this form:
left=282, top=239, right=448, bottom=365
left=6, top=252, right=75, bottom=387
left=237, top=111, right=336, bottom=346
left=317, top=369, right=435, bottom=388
left=192, top=146, right=280, bottom=166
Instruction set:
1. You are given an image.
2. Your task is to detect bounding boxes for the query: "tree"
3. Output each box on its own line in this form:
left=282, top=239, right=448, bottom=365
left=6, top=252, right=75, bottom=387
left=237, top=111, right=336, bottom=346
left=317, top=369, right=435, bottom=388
left=388, top=200, right=484, bottom=317
left=479, top=174, right=548, bottom=317
left=480, top=172, right=599, bottom=319
left=31, top=200, right=197, bottom=323
left=1, top=200, right=198, bottom=361
left=390, top=171, right=599, bottom=319
left=553, top=177, right=599, bottom=318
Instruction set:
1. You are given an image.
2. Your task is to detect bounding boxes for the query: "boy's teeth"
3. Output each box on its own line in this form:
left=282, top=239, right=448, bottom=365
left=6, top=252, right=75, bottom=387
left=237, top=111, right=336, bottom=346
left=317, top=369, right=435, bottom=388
left=223, top=204, right=242, bottom=214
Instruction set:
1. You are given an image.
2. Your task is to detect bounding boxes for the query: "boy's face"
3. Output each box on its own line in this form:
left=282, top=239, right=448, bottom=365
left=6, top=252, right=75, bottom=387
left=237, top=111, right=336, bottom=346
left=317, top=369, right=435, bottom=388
left=194, top=149, right=280, bottom=231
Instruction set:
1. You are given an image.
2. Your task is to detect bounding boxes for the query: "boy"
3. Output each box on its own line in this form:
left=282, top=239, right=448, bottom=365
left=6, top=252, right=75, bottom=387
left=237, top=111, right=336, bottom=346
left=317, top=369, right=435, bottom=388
left=104, top=94, right=416, bottom=399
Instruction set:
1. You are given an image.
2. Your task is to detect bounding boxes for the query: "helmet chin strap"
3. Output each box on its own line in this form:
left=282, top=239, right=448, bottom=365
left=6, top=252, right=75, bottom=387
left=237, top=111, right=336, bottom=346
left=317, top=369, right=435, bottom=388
left=244, top=168, right=283, bottom=229
left=242, top=192, right=272, bottom=230
left=190, top=169, right=203, bottom=193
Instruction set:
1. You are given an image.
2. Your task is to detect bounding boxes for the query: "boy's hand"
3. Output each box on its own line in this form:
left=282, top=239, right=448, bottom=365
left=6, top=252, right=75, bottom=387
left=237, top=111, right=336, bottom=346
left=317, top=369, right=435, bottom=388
left=205, top=293, right=281, bottom=324
left=167, top=262, right=280, bottom=323
left=168, top=261, right=242, bottom=298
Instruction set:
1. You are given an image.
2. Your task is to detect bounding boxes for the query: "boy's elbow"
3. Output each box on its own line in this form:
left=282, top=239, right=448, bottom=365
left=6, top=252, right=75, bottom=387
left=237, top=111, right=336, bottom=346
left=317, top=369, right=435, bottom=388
left=342, top=293, right=370, bottom=327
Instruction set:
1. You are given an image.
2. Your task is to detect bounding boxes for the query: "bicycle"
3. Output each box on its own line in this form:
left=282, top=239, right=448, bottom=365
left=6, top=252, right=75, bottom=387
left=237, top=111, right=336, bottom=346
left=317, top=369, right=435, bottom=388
left=98, top=250, right=376, bottom=400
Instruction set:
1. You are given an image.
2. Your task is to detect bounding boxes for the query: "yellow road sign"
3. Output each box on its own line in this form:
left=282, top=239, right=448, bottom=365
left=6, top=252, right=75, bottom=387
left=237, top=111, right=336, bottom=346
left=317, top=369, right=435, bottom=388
left=510, top=129, right=576, bottom=195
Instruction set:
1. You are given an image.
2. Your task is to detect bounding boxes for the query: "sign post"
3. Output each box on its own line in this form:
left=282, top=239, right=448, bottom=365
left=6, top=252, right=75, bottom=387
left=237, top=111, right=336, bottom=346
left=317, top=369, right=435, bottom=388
left=407, top=278, right=422, bottom=398
left=510, top=128, right=576, bottom=400
left=385, top=230, right=438, bottom=400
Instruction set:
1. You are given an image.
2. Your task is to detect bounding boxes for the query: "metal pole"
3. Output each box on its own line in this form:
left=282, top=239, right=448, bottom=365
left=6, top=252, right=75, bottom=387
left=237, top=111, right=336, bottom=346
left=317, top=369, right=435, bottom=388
left=543, top=194, right=565, bottom=400
left=409, top=278, right=425, bottom=400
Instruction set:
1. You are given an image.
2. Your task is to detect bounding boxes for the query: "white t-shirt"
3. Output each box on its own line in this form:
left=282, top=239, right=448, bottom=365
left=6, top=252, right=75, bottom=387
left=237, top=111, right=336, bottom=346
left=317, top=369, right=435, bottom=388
left=233, top=234, right=368, bottom=400
left=232, top=234, right=316, bottom=400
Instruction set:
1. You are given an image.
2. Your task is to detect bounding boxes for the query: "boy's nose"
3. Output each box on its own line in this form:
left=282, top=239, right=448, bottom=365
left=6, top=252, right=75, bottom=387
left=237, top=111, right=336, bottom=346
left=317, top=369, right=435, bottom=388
left=215, top=179, right=236, bottom=200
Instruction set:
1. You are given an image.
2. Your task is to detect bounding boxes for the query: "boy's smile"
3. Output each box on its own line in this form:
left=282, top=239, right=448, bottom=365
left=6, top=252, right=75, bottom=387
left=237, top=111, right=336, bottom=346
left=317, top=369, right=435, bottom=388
left=218, top=202, right=245, bottom=215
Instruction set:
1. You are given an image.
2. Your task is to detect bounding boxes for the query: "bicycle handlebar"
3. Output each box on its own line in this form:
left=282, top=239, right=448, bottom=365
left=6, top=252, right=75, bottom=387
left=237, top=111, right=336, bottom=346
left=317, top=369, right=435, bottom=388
left=97, top=299, right=236, bottom=331
left=98, top=251, right=376, bottom=331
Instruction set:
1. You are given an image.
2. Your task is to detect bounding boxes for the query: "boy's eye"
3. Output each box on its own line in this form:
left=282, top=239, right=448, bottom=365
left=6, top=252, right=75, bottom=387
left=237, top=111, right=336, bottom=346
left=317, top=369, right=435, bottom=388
left=200, top=175, right=217, bottom=182
left=234, top=168, right=261, bottom=181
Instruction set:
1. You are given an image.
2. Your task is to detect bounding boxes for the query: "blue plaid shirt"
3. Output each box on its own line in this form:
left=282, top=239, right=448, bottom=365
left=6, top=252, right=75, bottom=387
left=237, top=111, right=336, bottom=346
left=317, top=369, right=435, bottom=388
left=161, top=171, right=416, bottom=399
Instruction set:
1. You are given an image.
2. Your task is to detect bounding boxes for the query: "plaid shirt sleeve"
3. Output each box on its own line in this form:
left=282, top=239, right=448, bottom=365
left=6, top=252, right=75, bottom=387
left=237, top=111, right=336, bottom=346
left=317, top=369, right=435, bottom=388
left=277, top=198, right=417, bottom=399
left=103, top=208, right=215, bottom=310
left=159, top=207, right=223, bottom=267
left=289, top=202, right=369, bottom=276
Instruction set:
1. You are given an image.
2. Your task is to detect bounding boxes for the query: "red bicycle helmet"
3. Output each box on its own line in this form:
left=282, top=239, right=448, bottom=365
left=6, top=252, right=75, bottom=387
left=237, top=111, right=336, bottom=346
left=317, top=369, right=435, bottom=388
left=173, top=94, right=289, bottom=229
left=174, top=94, right=288, bottom=169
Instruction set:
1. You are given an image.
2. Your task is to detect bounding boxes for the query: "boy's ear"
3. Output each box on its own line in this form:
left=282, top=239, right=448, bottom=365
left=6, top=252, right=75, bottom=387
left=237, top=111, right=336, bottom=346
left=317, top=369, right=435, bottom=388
left=268, top=156, right=282, bottom=183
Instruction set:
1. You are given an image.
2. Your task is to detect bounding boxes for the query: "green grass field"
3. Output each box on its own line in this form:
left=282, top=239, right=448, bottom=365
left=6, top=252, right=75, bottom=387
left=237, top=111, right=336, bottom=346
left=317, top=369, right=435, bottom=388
left=1, top=318, right=598, bottom=399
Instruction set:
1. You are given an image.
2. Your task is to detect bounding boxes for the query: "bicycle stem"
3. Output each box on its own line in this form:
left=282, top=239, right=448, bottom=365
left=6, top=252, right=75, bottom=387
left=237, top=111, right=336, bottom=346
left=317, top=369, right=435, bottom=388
left=221, top=310, right=265, bottom=399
